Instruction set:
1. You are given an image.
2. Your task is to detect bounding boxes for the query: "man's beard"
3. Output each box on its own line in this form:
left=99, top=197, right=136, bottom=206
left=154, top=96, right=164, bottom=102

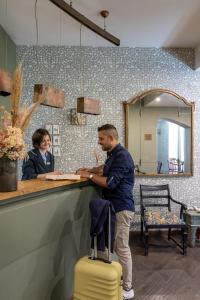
left=101, top=144, right=112, bottom=152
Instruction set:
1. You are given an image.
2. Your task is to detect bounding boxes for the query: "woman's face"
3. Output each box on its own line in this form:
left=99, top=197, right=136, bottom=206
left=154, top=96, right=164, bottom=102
left=39, top=134, right=51, bottom=151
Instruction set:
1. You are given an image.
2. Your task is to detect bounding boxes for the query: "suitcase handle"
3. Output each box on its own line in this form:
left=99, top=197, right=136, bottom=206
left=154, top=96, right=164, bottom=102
left=90, top=205, right=112, bottom=264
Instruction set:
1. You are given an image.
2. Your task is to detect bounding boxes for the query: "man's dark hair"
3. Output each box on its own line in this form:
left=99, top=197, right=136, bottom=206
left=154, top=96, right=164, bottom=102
left=32, top=128, right=51, bottom=149
left=98, top=124, right=118, bottom=140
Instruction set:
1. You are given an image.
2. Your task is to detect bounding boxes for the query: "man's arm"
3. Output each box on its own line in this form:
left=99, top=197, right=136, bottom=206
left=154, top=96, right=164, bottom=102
left=89, top=165, right=104, bottom=175
left=77, top=170, right=108, bottom=188
left=76, top=165, right=104, bottom=175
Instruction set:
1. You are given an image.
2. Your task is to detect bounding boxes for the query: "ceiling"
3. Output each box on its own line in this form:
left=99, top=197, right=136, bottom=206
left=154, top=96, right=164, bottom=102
left=1, top=0, right=200, bottom=47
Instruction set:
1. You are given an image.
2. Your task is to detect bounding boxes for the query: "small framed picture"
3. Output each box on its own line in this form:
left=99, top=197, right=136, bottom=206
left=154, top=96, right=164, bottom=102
left=53, top=135, right=61, bottom=146
left=53, top=124, right=60, bottom=135
left=45, top=124, right=53, bottom=135
left=53, top=146, right=61, bottom=157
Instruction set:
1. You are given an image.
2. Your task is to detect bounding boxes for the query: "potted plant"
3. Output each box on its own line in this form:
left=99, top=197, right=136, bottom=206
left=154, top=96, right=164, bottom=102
left=0, top=64, right=41, bottom=192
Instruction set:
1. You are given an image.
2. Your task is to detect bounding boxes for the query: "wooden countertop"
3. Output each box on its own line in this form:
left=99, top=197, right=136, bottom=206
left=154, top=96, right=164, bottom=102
left=0, top=178, right=88, bottom=203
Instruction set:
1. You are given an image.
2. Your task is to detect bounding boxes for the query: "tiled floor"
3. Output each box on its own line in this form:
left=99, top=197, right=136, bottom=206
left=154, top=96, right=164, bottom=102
left=130, top=231, right=200, bottom=300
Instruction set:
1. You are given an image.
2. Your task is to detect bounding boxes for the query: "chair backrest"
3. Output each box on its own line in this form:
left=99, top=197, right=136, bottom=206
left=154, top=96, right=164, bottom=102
left=140, top=184, right=171, bottom=210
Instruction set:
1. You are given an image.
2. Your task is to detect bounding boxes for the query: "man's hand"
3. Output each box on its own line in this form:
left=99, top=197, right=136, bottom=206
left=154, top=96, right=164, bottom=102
left=90, top=165, right=104, bottom=175
left=76, top=170, right=91, bottom=178
left=76, top=167, right=90, bottom=173
left=76, top=165, right=104, bottom=175
left=77, top=170, right=108, bottom=188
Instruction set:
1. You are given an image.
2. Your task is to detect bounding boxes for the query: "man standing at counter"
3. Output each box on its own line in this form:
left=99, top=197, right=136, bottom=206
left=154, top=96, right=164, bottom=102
left=77, top=124, right=135, bottom=300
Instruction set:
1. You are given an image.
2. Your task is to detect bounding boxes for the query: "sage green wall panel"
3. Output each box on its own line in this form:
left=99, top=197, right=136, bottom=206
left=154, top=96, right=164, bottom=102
left=0, top=184, right=100, bottom=300
left=6, top=35, right=16, bottom=72
left=0, top=25, right=16, bottom=113
left=0, top=25, right=16, bottom=71
left=0, top=28, right=6, bottom=69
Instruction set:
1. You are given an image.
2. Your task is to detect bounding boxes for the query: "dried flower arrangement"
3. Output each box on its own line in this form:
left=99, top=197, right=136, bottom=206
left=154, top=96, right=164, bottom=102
left=0, top=64, right=41, bottom=160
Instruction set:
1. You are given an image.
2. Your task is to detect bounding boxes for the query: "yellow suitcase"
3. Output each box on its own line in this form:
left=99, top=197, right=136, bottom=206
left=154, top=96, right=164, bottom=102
left=73, top=256, right=122, bottom=300
left=74, top=204, right=123, bottom=300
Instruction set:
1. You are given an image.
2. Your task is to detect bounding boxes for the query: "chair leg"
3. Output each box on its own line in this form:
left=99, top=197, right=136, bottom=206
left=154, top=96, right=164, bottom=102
left=140, top=220, right=143, bottom=240
left=168, top=228, right=171, bottom=240
left=182, top=229, right=187, bottom=255
left=144, top=229, right=149, bottom=256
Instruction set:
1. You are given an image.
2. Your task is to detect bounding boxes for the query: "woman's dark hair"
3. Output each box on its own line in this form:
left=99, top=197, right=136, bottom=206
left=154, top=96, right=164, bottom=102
left=32, top=128, right=51, bottom=149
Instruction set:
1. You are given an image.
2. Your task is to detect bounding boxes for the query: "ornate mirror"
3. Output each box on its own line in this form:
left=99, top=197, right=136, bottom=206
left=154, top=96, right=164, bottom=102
left=124, top=89, right=195, bottom=176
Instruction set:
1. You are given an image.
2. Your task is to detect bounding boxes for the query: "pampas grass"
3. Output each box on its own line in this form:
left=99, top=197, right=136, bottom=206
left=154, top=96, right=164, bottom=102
left=0, top=64, right=42, bottom=160
left=11, top=64, right=23, bottom=127
left=9, top=63, right=42, bottom=132
left=20, top=102, right=41, bottom=131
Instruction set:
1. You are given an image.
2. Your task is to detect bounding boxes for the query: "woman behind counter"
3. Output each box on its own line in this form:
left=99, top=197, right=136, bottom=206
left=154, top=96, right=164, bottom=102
left=22, top=128, right=61, bottom=180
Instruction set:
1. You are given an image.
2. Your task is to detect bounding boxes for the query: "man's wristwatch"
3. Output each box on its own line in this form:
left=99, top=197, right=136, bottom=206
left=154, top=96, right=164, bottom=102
left=89, top=173, right=94, bottom=179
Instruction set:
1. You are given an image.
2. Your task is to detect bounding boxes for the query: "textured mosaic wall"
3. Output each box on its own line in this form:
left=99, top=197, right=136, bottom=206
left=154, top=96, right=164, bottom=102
left=17, top=46, right=200, bottom=223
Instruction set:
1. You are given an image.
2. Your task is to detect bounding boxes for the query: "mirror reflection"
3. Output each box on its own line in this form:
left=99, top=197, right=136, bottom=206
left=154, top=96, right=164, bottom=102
left=124, top=89, right=194, bottom=176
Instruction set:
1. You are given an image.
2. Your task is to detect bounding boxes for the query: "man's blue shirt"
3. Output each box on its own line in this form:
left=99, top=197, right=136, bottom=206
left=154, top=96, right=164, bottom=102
left=102, top=143, right=135, bottom=213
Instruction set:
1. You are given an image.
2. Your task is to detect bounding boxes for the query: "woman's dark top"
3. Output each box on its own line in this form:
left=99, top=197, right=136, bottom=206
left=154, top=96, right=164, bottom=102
left=22, top=148, right=54, bottom=180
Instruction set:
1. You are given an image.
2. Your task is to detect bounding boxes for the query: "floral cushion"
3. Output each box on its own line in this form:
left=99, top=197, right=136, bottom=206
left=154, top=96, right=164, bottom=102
left=144, top=209, right=184, bottom=225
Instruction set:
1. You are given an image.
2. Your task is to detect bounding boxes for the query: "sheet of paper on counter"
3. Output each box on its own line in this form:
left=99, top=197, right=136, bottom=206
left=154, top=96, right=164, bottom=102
left=46, top=174, right=81, bottom=180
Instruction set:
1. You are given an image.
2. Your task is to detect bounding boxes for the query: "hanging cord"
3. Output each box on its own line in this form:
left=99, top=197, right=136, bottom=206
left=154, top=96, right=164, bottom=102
left=34, top=0, right=39, bottom=81
left=139, top=99, right=142, bottom=167
left=5, top=28, right=7, bottom=70
left=114, top=48, right=117, bottom=101
left=79, top=24, right=84, bottom=98
left=100, top=10, right=109, bottom=31
left=104, top=17, right=106, bottom=31
left=59, top=7, right=62, bottom=47
left=70, top=0, right=72, bottom=7
left=5, top=0, right=7, bottom=69
left=58, top=7, right=62, bottom=76
left=34, top=0, right=39, bottom=46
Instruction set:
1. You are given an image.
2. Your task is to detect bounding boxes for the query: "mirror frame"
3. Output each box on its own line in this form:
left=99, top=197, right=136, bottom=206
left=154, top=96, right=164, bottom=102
left=123, top=88, right=195, bottom=177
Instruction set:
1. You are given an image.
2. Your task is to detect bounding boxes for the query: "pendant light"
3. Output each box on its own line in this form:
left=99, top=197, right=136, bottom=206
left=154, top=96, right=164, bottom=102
left=69, top=24, right=87, bottom=125
left=76, top=24, right=101, bottom=115
left=32, top=0, right=64, bottom=108
left=0, top=69, right=12, bottom=97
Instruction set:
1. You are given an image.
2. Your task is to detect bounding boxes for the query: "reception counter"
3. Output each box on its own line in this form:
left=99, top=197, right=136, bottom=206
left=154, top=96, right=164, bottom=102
left=0, top=179, right=100, bottom=300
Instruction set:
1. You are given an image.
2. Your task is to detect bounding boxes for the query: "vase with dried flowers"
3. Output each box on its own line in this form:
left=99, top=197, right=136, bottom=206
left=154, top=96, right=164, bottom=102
left=0, top=64, right=41, bottom=192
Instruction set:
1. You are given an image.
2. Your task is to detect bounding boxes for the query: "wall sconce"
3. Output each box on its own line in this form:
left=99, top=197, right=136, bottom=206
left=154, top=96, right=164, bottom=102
left=70, top=108, right=87, bottom=125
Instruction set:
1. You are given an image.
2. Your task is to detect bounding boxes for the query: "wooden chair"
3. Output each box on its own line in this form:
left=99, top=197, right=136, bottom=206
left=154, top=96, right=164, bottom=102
left=140, top=184, right=187, bottom=255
